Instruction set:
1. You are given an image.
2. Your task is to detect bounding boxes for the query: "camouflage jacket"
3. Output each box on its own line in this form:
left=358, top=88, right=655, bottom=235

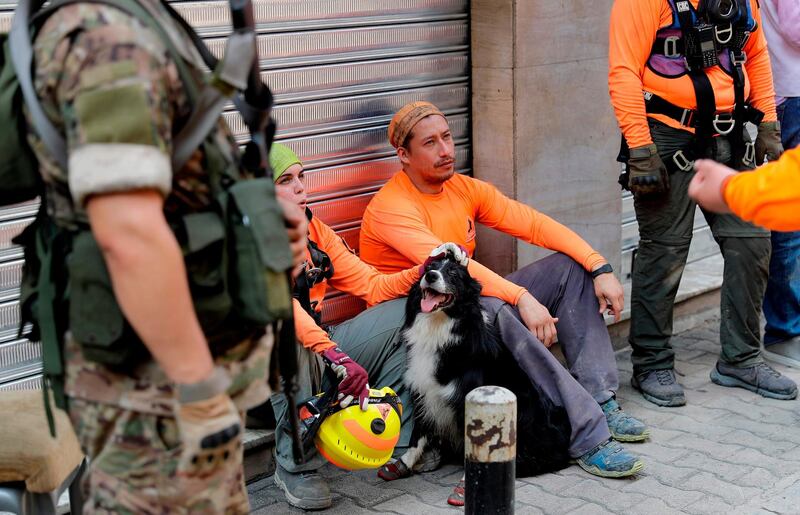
left=28, top=0, right=270, bottom=415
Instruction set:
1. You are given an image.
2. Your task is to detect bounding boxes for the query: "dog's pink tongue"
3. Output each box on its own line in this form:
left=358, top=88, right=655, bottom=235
left=421, top=291, right=446, bottom=313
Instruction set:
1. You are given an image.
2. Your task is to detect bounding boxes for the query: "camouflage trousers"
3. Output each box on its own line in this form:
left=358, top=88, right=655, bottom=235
left=68, top=398, right=249, bottom=514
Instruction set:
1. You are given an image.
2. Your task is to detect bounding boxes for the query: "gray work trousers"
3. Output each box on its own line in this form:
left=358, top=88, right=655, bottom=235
left=629, top=120, right=771, bottom=373
left=493, top=253, right=617, bottom=457
left=272, top=298, right=410, bottom=473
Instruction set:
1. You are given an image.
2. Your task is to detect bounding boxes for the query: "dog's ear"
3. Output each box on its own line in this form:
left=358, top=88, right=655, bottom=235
left=456, top=263, right=482, bottom=298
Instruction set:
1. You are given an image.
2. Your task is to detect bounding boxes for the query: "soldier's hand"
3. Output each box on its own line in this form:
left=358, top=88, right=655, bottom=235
left=277, top=196, right=308, bottom=276
left=175, top=369, right=242, bottom=480
left=628, top=144, right=670, bottom=199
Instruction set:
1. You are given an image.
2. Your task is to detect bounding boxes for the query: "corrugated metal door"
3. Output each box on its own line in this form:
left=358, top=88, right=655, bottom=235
left=0, top=0, right=472, bottom=390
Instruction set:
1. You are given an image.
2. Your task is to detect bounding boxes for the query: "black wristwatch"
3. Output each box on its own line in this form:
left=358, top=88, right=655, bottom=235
left=590, top=263, right=614, bottom=279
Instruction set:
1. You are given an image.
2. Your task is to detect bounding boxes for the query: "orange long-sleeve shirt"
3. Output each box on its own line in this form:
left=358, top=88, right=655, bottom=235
left=294, top=216, right=420, bottom=353
left=722, top=147, right=800, bottom=231
left=359, top=172, right=606, bottom=306
left=608, top=0, right=777, bottom=149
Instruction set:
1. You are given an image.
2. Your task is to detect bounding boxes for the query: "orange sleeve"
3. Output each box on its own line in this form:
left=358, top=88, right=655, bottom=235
left=292, top=299, right=336, bottom=353
left=723, top=147, right=800, bottom=231
left=315, top=220, right=421, bottom=304
left=608, top=0, right=663, bottom=148
left=472, top=180, right=607, bottom=272
left=743, top=0, right=777, bottom=122
left=364, top=198, right=527, bottom=305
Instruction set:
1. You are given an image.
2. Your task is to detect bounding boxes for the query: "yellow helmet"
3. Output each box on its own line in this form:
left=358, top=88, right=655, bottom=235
left=314, top=387, right=403, bottom=470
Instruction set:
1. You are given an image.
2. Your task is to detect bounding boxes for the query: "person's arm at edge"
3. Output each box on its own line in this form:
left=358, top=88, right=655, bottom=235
left=723, top=148, right=800, bottom=231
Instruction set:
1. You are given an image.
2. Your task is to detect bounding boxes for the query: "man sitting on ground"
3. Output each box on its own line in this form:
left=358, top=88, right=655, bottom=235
left=359, top=101, right=647, bottom=479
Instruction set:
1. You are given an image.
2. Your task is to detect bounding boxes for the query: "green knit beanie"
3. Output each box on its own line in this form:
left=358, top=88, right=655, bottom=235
left=269, top=142, right=302, bottom=182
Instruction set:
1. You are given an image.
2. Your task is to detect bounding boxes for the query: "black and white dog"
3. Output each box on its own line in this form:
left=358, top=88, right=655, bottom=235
left=388, top=251, right=572, bottom=479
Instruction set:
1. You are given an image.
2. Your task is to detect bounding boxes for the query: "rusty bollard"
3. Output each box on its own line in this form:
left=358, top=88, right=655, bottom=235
left=464, top=386, right=516, bottom=514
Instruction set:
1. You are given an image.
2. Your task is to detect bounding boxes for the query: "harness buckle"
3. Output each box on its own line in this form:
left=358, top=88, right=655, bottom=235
left=743, top=141, right=756, bottom=165
left=712, top=113, right=736, bottom=135
left=731, top=50, right=746, bottom=66
left=714, top=23, right=733, bottom=45
left=672, top=150, right=693, bottom=172
left=679, top=109, right=695, bottom=127
left=663, top=36, right=681, bottom=58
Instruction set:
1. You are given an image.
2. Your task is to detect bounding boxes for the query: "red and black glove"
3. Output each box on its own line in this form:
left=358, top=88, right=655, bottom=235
left=322, top=347, right=370, bottom=410
left=420, top=242, right=469, bottom=275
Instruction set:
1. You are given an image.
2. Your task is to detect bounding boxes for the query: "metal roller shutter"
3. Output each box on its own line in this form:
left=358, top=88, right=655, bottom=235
left=0, top=0, right=471, bottom=389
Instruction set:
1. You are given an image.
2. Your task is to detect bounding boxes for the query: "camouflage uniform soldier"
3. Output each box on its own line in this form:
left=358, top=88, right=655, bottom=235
left=23, top=1, right=301, bottom=512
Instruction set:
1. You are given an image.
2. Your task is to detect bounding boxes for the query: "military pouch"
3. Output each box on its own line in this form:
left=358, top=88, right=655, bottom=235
left=67, top=231, right=147, bottom=367
left=179, top=211, right=232, bottom=331
left=225, top=178, right=293, bottom=324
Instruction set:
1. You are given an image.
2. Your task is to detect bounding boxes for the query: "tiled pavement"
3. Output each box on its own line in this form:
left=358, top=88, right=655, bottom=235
left=248, top=317, right=800, bottom=514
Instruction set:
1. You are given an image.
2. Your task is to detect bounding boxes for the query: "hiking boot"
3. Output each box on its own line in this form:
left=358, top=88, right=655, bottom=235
left=274, top=464, right=331, bottom=510
left=576, top=439, right=644, bottom=478
left=631, top=369, right=686, bottom=407
left=710, top=361, right=798, bottom=400
left=763, top=336, right=800, bottom=368
left=600, top=397, right=650, bottom=442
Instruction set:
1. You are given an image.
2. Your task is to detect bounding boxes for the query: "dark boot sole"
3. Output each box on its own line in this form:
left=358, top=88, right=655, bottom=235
left=710, top=368, right=798, bottom=400
left=630, top=376, right=686, bottom=407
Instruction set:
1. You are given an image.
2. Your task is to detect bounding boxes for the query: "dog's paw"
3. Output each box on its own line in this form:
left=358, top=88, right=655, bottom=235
left=377, top=459, right=412, bottom=481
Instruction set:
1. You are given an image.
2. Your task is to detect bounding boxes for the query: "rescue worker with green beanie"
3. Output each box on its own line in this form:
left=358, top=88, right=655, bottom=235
left=15, top=0, right=308, bottom=511
left=609, top=0, right=796, bottom=407
left=267, top=142, right=465, bottom=510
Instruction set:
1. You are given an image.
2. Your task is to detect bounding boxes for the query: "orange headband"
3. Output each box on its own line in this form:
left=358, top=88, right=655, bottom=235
left=388, top=101, right=445, bottom=148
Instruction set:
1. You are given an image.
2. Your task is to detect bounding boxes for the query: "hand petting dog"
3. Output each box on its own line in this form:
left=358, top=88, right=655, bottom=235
left=420, top=242, right=469, bottom=275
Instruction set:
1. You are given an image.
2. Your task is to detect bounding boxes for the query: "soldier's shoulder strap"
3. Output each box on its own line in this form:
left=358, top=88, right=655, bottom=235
left=10, top=0, right=253, bottom=172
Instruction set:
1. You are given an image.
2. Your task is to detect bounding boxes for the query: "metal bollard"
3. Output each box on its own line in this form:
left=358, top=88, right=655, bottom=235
left=464, top=386, right=516, bottom=515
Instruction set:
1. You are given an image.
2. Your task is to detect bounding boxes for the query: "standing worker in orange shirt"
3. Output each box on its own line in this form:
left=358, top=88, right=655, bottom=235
left=609, top=0, right=796, bottom=406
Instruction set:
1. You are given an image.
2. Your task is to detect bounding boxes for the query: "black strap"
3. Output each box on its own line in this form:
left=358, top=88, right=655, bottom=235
left=292, top=236, right=334, bottom=327
left=729, top=51, right=747, bottom=166
left=644, top=91, right=763, bottom=130
left=688, top=72, right=717, bottom=151
left=645, top=93, right=697, bottom=128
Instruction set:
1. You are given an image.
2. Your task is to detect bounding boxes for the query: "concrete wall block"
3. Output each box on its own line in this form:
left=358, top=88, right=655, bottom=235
left=471, top=0, right=515, bottom=69
left=514, top=0, right=614, bottom=67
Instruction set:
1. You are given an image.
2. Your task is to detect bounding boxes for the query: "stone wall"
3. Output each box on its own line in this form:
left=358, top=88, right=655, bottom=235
left=471, top=0, right=622, bottom=275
